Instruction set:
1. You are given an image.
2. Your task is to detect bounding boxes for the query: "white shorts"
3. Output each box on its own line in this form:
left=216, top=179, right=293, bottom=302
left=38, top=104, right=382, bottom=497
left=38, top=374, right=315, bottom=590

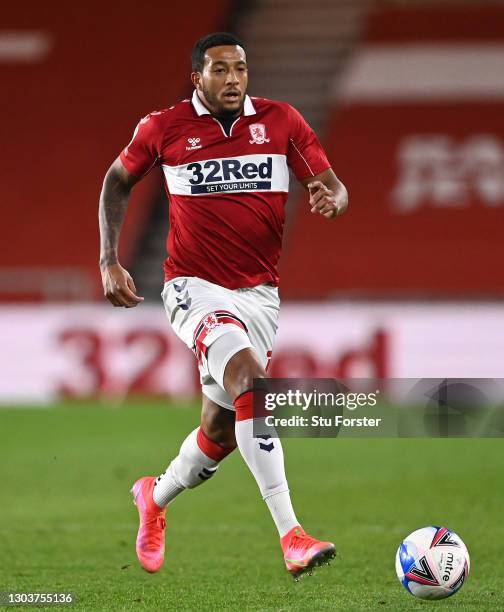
left=161, top=276, right=280, bottom=410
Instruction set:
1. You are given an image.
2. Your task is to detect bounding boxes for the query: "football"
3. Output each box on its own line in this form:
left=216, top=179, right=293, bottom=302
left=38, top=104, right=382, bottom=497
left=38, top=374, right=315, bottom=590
left=395, top=526, right=470, bottom=600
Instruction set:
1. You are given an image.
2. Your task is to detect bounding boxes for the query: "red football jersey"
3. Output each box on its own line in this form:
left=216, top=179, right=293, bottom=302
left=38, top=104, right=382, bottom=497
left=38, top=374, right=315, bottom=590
left=120, top=91, right=331, bottom=289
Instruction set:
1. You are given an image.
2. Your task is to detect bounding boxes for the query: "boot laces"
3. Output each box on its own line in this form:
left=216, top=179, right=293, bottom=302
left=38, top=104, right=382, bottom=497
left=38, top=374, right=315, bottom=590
left=141, top=515, right=166, bottom=549
left=290, top=531, right=317, bottom=553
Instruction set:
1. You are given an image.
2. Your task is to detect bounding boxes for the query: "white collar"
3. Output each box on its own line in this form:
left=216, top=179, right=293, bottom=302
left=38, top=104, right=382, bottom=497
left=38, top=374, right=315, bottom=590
left=191, top=90, right=256, bottom=117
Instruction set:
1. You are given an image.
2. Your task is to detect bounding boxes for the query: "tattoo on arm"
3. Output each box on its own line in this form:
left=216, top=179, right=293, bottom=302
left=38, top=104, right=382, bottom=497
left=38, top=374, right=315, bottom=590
left=98, top=162, right=136, bottom=268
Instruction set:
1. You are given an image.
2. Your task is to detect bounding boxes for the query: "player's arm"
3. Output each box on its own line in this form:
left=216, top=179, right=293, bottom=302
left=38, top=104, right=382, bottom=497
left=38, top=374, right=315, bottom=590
left=301, top=168, right=349, bottom=220
left=98, top=157, right=144, bottom=308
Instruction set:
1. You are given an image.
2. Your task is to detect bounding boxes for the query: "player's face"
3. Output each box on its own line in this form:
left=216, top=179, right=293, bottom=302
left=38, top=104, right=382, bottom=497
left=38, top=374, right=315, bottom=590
left=193, top=45, right=248, bottom=117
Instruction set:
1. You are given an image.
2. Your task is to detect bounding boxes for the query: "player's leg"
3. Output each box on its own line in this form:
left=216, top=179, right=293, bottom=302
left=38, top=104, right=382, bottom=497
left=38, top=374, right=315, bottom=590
left=222, top=349, right=335, bottom=579
left=223, top=347, right=301, bottom=535
left=131, top=395, right=236, bottom=573
left=209, top=288, right=298, bottom=535
left=152, top=395, right=236, bottom=507
left=132, top=277, right=243, bottom=573
left=200, top=394, right=236, bottom=449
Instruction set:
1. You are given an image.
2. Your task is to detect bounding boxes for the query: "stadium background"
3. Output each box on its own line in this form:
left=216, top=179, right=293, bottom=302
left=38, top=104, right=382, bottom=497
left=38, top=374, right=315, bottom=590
left=1, top=0, right=504, bottom=610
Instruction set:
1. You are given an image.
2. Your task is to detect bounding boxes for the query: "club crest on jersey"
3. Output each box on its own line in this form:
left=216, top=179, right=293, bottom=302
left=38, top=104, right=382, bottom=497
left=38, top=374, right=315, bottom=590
left=202, top=313, right=220, bottom=330
left=186, top=137, right=202, bottom=151
left=249, top=123, right=270, bottom=145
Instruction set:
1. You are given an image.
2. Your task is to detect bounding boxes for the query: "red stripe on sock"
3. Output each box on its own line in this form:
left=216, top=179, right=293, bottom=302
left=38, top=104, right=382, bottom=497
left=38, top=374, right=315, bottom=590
left=234, top=390, right=254, bottom=421
left=234, top=389, right=272, bottom=421
left=196, top=427, right=233, bottom=462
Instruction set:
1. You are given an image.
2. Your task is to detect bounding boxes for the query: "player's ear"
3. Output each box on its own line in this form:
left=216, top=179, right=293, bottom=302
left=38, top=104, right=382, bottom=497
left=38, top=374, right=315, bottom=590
left=191, top=72, right=201, bottom=90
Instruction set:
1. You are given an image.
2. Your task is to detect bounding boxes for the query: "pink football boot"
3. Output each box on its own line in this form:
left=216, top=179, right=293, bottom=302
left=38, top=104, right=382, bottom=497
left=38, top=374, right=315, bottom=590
left=281, top=526, right=336, bottom=580
left=131, top=476, right=167, bottom=573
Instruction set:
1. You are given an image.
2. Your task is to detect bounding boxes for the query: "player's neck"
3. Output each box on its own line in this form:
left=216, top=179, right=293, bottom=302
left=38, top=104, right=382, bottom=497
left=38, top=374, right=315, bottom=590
left=197, top=91, right=242, bottom=120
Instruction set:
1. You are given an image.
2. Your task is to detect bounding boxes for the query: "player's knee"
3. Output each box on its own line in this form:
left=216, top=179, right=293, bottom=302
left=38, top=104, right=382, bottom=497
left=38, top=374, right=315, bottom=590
left=205, top=327, right=252, bottom=391
left=224, top=348, right=267, bottom=399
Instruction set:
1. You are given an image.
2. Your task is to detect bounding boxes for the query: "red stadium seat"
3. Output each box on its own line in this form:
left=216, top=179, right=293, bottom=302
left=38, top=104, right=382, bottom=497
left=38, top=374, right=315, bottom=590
left=1, top=0, right=231, bottom=301
left=280, top=3, right=504, bottom=299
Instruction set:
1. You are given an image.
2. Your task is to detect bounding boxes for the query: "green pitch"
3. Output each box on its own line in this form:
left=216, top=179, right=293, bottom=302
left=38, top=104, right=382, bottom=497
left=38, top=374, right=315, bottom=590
left=0, top=402, right=502, bottom=611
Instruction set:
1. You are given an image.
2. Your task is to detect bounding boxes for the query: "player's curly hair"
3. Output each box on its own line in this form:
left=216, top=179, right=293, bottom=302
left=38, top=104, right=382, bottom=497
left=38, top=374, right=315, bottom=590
left=192, top=32, right=246, bottom=72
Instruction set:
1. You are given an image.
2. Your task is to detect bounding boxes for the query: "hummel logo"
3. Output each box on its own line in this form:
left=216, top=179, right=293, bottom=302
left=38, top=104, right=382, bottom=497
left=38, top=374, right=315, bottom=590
left=176, top=291, right=192, bottom=311
left=257, top=434, right=274, bottom=452
left=173, top=279, right=188, bottom=292
left=186, top=137, right=202, bottom=151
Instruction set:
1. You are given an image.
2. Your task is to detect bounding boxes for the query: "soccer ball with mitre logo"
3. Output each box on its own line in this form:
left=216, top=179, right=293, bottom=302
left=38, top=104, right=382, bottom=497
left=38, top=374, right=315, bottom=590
left=395, top=526, right=470, bottom=600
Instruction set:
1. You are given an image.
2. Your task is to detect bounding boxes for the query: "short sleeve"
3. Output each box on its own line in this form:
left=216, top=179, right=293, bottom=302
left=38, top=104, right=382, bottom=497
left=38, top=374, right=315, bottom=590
left=286, top=105, right=331, bottom=180
left=119, top=112, right=163, bottom=177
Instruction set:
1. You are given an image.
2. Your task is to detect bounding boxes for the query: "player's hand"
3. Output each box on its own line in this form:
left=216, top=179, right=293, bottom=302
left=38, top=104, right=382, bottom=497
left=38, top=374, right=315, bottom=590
left=100, top=263, right=144, bottom=308
left=307, top=181, right=348, bottom=219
